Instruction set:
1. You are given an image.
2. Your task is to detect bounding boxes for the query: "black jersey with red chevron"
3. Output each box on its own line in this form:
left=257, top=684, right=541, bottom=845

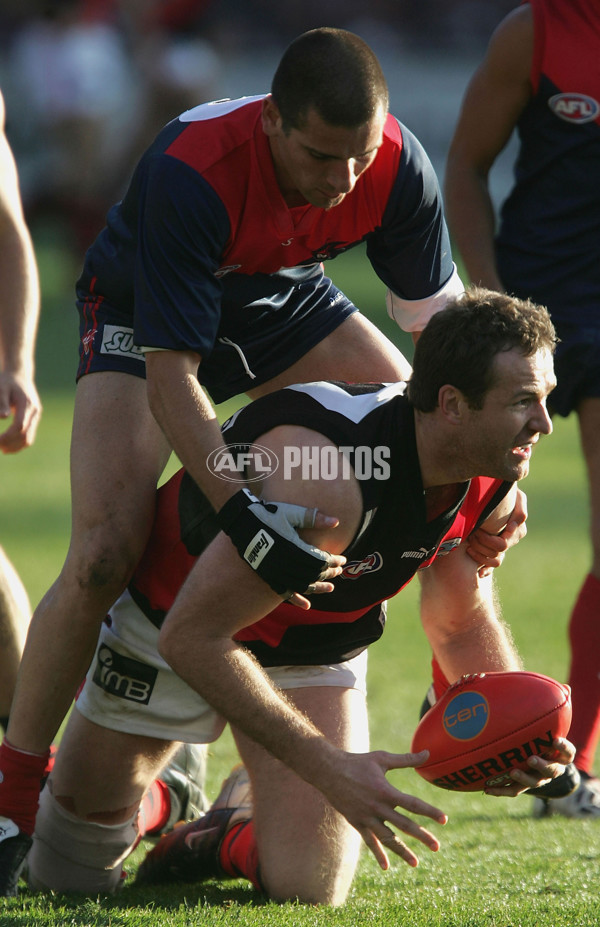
left=128, top=382, right=511, bottom=666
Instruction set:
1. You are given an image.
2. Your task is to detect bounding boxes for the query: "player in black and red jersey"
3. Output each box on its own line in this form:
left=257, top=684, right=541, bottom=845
left=444, top=0, right=600, bottom=817
left=26, top=290, right=574, bottom=904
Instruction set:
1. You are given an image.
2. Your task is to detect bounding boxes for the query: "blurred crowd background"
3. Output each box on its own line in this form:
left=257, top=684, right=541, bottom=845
left=1, top=0, right=518, bottom=260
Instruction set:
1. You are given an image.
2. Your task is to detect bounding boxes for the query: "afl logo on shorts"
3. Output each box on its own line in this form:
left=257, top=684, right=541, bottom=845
left=548, top=93, right=600, bottom=124
left=442, top=690, right=489, bottom=741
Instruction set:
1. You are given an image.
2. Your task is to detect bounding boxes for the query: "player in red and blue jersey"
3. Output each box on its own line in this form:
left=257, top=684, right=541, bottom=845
left=77, top=94, right=460, bottom=397
left=444, top=0, right=600, bottom=817
left=0, top=28, right=468, bottom=897
left=26, top=291, right=574, bottom=904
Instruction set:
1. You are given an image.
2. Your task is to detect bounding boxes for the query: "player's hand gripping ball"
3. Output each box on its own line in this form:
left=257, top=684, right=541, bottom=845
left=411, top=672, right=572, bottom=792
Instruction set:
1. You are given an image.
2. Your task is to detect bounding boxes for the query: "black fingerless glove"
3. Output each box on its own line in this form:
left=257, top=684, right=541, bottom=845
left=217, top=488, right=331, bottom=596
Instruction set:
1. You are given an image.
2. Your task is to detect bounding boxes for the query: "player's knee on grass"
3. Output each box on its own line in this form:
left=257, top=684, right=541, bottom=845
left=27, top=784, right=139, bottom=893
left=259, top=808, right=361, bottom=906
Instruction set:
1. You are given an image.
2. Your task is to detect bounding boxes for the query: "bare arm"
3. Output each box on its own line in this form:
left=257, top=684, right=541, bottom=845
left=145, top=353, right=345, bottom=601
left=159, top=428, right=448, bottom=870
left=420, top=542, right=522, bottom=682
left=421, top=484, right=523, bottom=677
left=467, top=486, right=528, bottom=576
left=420, top=487, right=575, bottom=793
left=444, top=6, right=534, bottom=288
left=145, top=348, right=235, bottom=509
left=0, top=90, right=41, bottom=452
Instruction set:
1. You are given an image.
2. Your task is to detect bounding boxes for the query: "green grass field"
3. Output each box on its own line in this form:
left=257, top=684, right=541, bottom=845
left=1, top=243, right=599, bottom=925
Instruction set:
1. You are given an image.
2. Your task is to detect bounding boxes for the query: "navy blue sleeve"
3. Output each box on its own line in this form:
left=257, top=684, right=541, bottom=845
left=367, top=120, right=455, bottom=299
left=133, top=153, right=231, bottom=356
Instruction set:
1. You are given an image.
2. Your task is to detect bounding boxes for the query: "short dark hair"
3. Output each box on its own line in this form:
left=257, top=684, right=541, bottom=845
left=408, top=287, right=557, bottom=412
left=271, top=27, right=389, bottom=132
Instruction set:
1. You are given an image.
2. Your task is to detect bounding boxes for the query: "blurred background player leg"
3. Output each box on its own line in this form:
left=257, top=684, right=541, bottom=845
left=0, top=546, right=30, bottom=736
left=537, top=395, right=600, bottom=818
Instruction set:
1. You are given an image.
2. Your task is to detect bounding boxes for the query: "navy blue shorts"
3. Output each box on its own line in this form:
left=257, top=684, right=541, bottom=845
left=549, top=324, right=600, bottom=418
left=76, top=287, right=357, bottom=404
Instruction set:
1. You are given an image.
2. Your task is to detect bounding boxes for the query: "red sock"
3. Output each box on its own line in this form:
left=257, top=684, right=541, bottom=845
left=567, top=574, right=600, bottom=775
left=0, top=739, right=50, bottom=835
left=219, top=820, right=262, bottom=891
left=431, top=657, right=451, bottom=700
left=138, top=779, right=171, bottom=836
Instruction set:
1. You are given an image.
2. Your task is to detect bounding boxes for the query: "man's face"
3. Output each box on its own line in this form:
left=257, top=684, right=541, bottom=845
left=262, top=97, right=386, bottom=209
left=460, top=347, right=556, bottom=483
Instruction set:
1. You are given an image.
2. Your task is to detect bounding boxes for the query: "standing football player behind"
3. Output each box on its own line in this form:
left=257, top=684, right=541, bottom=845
left=0, top=86, right=41, bottom=735
left=0, top=26, right=473, bottom=895
left=444, top=0, right=600, bottom=818
left=27, top=290, right=574, bottom=905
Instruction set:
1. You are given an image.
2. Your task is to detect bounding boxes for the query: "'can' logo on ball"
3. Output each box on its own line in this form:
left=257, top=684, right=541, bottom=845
left=442, top=691, right=489, bottom=741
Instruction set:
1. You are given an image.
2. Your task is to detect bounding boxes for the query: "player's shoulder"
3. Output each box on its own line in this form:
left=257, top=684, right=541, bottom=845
left=381, top=114, right=440, bottom=207
left=380, top=113, right=422, bottom=169
left=487, top=3, right=534, bottom=61
left=162, top=96, right=265, bottom=175
left=468, top=477, right=515, bottom=530
left=282, top=380, right=407, bottom=415
left=464, top=5, right=533, bottom=102
left=222, top=381, right=408, bottom=446
left=178, top=95, right=265, bottom=131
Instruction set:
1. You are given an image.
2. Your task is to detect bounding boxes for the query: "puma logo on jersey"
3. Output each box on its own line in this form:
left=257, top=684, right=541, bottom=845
left=548, top=93, right=600, bottom=124
left=401, top=546, right=436, bottom=561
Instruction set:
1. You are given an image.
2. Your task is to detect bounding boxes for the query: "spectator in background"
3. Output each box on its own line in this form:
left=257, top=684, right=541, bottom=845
left=0, top=86, right=42, bottom=732
left=444, top=0, right=600, bottom=817
left=4, top=0, right=133, bottom=249
left=114, top=0, right=221, bottom=157
left=4, top=0, right=221, bottom=251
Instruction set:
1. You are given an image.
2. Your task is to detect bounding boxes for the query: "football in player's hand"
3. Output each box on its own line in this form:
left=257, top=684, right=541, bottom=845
left=411, top=671, right=572, bottom=792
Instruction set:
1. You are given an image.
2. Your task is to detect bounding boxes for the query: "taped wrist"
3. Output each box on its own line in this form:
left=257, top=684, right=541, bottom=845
left=217, top=488, right=330, bottom=595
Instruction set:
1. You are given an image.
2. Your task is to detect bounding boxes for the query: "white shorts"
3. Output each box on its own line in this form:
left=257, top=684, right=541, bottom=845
left=77, top=589, right=368, bottom=743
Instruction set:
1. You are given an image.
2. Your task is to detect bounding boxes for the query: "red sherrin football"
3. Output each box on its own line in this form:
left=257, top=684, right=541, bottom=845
left=411, top=671, right=572, bottom=792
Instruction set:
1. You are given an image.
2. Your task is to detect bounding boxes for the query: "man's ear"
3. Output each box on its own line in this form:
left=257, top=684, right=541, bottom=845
left=262, top=95, right=282, bottom=137
left=437, top=384, right=467, bottom=424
